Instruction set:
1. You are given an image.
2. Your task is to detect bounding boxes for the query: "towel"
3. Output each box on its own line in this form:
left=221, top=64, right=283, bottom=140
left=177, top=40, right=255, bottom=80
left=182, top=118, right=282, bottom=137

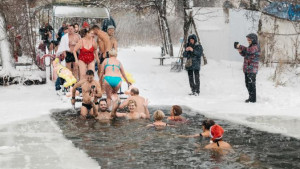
left=56, top=33, right=70, bottom=56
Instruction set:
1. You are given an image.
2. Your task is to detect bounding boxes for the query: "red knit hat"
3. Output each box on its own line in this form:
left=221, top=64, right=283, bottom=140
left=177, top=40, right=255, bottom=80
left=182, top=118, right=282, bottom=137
left=210, top=124, right=224, bottom=141
left=82, top=21, right=89, bottom=28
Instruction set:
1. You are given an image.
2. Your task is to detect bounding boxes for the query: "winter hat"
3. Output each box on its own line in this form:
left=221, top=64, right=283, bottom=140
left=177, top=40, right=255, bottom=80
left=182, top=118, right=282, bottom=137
left=82, top=21, right=90, bottom=28
left=187, top=34, right=197, bottom=44
left=107, top=25, right=115, bottom=30
left=210, top=124, right=224, bottom=141
left=246, top=33, right=258, bottom=45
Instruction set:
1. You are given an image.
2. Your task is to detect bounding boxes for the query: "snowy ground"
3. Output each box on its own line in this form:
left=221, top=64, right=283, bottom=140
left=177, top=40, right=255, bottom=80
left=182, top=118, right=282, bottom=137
left=0, top=46, right=300, bottom=168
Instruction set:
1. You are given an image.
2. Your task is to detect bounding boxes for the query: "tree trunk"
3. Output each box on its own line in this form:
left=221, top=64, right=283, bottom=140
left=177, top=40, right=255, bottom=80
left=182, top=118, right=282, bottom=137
left=0, top=11, right=16, bottom=73
left=161, top=15, right=173, bottom=56
left=158, top=0, right=173, bottom=56
left=183, top=0, right=190, bottom=45
left=158, top=13, right=168, bottom=55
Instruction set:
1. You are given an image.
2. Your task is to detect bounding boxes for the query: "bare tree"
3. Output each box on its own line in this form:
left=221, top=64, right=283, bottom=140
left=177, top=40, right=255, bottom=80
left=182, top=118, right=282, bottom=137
left=133, top=0, right=174, bottom=56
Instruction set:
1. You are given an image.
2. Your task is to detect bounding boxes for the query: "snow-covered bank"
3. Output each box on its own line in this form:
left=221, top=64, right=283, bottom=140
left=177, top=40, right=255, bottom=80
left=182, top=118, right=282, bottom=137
left=0, top=115, right=100, bottom=169
left=0, top=84, right=100, bottom=169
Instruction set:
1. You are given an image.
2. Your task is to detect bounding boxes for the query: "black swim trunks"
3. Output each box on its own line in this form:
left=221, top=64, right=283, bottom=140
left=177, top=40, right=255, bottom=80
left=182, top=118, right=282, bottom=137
left=65, top=51, right=75, bottom=63
left=99, top=52, right=109, bottom=64
left=82, top=103, right=92, bottom=111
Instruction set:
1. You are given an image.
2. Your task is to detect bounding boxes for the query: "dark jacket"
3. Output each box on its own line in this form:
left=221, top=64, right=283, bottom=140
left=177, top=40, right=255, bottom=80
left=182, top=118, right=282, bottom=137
left=238, top=33, right=260, bottom=74
left=183, top=34, right=203, bottom=71
left=57, top=26, right=64, bottom=42
left=39, top=25, right=53, bottom=41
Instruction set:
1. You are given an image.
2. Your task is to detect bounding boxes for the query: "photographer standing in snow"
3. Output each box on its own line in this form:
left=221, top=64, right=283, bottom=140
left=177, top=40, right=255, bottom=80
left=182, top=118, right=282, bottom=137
left=234, top=33, right=260, bottom=103
left=183, top=34, right=203, bottom=96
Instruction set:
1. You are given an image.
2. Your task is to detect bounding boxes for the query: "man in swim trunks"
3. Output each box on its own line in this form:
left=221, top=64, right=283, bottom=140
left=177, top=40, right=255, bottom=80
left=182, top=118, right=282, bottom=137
left=119, top=87, right=146, bottom=114
left=65, top=24, right=81, bottom=80
left=71, top=70, right=102, bottom=119
left=91, top=25, right=111, bottom=75
left=98, top=25, right=118, bottom=65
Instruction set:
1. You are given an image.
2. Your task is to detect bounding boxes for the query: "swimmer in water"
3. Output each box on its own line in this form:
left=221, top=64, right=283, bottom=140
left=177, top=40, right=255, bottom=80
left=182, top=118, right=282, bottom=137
left=204, top=124, right=232, bottom=151
left=111, top=98, right=150, bottom=120
left=167, top=105, right=187, bottom=122
left=147, top=110, right=167, bottom=127
left=178, top=119, right=215, bottom=138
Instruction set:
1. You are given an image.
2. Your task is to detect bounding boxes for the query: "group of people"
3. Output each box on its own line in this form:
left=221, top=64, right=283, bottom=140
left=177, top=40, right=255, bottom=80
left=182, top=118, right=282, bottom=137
left=69, top=75, right=232, bottom=152
left=46, top=19, right=259, bottom=154
left=183, top=33, right=260, bottom=103
left=47, top=19, right=130, bottom=110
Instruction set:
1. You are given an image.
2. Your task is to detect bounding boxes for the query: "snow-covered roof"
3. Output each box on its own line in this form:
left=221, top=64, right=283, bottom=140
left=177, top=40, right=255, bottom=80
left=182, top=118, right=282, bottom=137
left=53, top=6, right=109, bottom=18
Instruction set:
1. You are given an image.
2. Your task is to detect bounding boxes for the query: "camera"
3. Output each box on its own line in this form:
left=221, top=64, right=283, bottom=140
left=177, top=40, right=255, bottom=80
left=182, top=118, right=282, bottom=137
left=234, top=42, right=239, bottom=49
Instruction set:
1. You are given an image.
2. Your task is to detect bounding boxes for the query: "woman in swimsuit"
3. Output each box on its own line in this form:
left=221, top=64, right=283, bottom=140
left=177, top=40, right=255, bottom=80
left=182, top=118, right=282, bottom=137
left=99, top=49, right=131, bottom=108
left=111, top=99, right=150, bottom=120
left=73, top=28, right=100, bottom=80
left=167, top=105, right=187, bottom=122
left=147, top=110, right=168, bottom=127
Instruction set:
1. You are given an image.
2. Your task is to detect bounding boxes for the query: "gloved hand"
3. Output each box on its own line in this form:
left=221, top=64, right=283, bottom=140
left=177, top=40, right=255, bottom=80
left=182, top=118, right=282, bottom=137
left=234, top=42, right=239, bottom=49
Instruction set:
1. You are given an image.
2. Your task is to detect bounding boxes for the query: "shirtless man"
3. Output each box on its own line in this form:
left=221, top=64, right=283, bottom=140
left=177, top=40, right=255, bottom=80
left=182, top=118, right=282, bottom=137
left=64, top=24, right=81, bottom=80
left=71, top=70, right=102, bottom=119
left=107, top=25, right=118, bottom=51
left=92, top=99, right=113, bottom=121
left=98, top=25, right=118, bottom=65
left=90, top=25, right=111, bottom=74
left=119, top=87, right=146, bottom=114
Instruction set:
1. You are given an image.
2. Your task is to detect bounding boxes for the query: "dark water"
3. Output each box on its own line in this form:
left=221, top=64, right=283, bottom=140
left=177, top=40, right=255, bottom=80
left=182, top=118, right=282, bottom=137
left=51, top=106, right=300, bottom=169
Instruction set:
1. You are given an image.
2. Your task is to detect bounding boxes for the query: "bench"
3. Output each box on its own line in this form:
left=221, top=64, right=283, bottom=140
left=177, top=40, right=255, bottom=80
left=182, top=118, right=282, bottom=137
left=152, top=57, right=171, bottom=65
left=153, top=57, right=184, bottom=67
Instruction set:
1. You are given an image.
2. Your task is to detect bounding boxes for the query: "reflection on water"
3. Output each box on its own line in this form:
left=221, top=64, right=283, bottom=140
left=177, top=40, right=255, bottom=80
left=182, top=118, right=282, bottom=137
left=51, top=106, right=300, bottom=169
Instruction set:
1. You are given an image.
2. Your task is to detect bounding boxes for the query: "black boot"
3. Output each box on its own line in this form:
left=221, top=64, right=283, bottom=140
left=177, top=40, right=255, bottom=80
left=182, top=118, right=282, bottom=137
left=189, top=91, right=196, bottom=95
left=245, top=98, right=251, bottom=103
left=249, top=97, right=256, bottom=103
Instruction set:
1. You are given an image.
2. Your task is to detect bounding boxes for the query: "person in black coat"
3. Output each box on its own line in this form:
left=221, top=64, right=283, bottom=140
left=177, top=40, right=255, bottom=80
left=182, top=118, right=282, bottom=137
left=183, top=34, right=203, bottom=96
